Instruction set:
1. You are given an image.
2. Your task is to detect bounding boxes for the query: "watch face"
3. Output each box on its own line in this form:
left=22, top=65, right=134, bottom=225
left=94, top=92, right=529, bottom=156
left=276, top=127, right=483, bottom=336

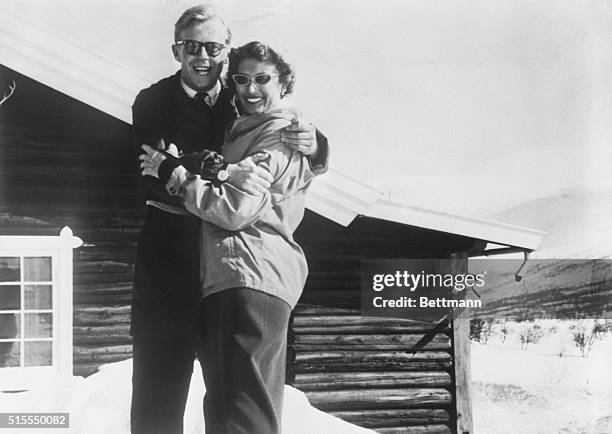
left=217, top=169, right=229, bottom=182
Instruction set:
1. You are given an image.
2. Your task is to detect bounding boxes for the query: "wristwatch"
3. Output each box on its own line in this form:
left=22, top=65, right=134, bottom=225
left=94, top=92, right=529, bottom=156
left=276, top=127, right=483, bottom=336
left=216, top=167, right=230, bottom=182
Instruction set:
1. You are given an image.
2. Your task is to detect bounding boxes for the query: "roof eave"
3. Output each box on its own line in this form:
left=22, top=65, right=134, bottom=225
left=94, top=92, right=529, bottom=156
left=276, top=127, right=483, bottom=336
left=364, top=200, right=545, bottom=251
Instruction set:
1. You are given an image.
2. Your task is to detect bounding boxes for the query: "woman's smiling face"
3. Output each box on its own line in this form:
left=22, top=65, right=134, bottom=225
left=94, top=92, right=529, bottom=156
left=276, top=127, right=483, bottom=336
left=234, top=59, right=285, bottom=115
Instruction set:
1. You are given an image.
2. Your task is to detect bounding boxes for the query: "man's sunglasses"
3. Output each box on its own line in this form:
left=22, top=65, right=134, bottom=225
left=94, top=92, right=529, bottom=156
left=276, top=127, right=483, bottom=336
left=175, top=40, right=225, bottom=57
left=231, top=73, right=279, bottom=87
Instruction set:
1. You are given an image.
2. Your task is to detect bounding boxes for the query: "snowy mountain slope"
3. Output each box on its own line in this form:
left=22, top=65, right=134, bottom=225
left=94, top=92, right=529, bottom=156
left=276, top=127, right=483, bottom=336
left=489, top=189, right=612, bottom=259
left=464, top=190, right=612, bottom=318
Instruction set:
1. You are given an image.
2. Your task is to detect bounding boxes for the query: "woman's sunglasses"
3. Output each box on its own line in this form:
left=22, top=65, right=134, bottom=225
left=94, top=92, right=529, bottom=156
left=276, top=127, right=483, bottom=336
left=175, top=40, right=225, bottom=57
left=231, top=73, right=279, bottom=87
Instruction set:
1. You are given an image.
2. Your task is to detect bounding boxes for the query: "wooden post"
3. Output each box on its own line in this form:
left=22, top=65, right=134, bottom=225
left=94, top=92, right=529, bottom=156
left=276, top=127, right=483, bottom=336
left=451, top=252, right=473, bottom=434
left=58, top=227, right=82, bottom=380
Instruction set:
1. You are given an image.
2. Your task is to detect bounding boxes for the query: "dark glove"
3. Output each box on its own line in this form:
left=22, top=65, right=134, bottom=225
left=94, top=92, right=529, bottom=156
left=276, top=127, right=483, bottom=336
left=180, top=150, right=227, bottom=187
left=158, top=149, right=227, bottom=187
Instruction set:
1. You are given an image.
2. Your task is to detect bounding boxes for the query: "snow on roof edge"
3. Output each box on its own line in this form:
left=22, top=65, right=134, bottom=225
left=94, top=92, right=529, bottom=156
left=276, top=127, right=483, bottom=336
left=0, top=5, right=149, bottom=124
left=365, top=199, right=545, bottom=250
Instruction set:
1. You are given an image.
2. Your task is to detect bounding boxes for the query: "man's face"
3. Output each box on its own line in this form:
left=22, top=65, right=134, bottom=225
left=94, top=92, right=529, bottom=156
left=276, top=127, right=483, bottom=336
left=173, top=20, right=228, bottom=92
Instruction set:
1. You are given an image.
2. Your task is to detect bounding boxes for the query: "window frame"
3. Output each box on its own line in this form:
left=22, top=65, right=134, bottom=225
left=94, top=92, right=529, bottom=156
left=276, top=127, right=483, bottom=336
left=0, top=227, right=81, bottom=391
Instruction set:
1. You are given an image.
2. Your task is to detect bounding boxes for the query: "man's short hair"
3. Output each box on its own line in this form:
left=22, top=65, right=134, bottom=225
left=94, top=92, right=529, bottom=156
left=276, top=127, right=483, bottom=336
left=174, top=4, right=232, bottom=44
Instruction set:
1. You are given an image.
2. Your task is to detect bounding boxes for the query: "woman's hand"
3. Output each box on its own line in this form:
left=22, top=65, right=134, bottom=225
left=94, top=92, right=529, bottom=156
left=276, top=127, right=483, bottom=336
left=139, top=144, right=168, bottom=179
left=226, top=152, right=274, bottom=196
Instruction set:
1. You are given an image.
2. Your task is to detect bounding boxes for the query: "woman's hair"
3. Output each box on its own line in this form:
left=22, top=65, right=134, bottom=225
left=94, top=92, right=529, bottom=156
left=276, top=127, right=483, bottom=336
left=228, top=41, right=295, bottom=97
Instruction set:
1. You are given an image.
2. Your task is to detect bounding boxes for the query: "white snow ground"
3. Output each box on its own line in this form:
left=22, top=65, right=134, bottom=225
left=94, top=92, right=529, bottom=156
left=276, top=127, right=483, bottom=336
left=472, top=326, right=612, bottom=434
left=1, top=328, right=610, bottom=433
left=0, top=360, right=374, bottom=434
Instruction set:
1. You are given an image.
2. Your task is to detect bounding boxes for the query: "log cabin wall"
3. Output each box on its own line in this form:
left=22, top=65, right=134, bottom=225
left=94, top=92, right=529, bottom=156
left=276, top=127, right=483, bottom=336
left=0, top=65, right=143, bottom=376
left=291, top=213, right=475, bottom=434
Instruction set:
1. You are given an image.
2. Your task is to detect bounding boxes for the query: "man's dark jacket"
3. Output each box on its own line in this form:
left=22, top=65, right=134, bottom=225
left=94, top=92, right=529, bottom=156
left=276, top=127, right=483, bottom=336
left=130, top=72, right=236, bottom=338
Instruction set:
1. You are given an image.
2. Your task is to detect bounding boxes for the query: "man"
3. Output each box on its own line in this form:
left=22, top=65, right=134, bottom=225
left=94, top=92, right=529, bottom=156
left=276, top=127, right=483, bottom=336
left=130, top=5, right=327, bottom=434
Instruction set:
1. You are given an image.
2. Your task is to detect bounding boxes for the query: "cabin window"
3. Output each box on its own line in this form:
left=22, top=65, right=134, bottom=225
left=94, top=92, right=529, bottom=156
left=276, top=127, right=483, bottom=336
left=0, top=228, right=81, bottom=390
left=0, top=256, right=54, bottom=369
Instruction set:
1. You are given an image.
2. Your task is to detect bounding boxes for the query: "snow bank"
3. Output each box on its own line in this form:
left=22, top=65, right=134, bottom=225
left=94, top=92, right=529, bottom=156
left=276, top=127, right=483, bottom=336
left=0, top=359, right=374, bottom=434
left=472, top=329, right=612, bottom=433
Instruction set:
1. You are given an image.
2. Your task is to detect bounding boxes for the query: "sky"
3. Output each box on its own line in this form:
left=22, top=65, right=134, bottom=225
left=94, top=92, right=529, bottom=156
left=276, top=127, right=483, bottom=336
left=3, top=0, right=612, bottom=216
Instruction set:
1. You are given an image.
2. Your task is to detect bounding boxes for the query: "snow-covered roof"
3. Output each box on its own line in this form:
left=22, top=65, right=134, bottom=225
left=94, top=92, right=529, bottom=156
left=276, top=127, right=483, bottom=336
left=306, top=172, right=543, bottom=250
left=0, top=5, right=544, bottom=251
left=0, top=5, right=146, bottom=124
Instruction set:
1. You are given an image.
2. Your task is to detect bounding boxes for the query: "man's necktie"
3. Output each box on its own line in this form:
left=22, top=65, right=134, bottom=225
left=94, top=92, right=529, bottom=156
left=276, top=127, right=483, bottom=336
left=194, top=92, right=210, bottom=109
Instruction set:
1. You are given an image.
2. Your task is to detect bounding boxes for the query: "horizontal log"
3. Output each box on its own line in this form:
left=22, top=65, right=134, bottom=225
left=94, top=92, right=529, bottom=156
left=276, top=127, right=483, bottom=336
left=75, top=261, right=133, bottom=274
left=74, top=305, right=132, bottom=315
left=74, top=325, right=131, bottom=335
left=295, top=301, right=360, bottom=311
left=74, top=345, right=132, bottom=355
left=294, top=371, right=451, bottom=390
left=74, top=317, right=130, bottom=327
left=73, top=352, right=132, bottom=364
left=295, top=351, right=451, bottom=363
left=73, top=325, right=132, bottom=345
left=74, top=272, right=135, bottom=285
left=68, top=215, right=144, bottom=229
left=73, top=343, right=132, bottom=372
left=306, top=265, right=361, bottom=275
left=293, top=317, right=444, bottom=334
left=306, top=270, right=361, bottom=279
left=300, top=288, right=361, bottom=298
left=306, top=388, right=452, bottom=410
left=331, top=409, right=450, bottom=427
left=295, top=361, right=451, bottom=373
left=303, top=253, right=363, bottom=261
left=293, top=316, right=437, bottom=328
left=73, top=335, right=132, bottom=345
left=75, top=227, right=142, bottom=242
left=0, top=209, right=141, bottom=224
left=75, top=282, right=134, bottom=293
left=74, top=306, right=131, bottom=325
left=293, top=325, right=441, bottom=335
left=75, top=244, right=137, bottom=262
left=0, top=214, right=59, bottom=235
left=375, top=425, right=451, bottom=434
left=292, top=334, right=450, bottom=351
left=293, top=351, right=451, bottom=373
left=74, top=292, right=132, bottom=307
left=293, top=305, right=362, bottom=316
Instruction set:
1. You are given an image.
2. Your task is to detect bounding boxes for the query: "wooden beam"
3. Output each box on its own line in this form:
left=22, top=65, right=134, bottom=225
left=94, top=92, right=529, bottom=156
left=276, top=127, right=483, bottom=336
left=305, top=388, right=452, bottom=411
left=294, top=371, right=452, bottom=390
left=330, top=408, right=450, bottom=428
left=451, top=252, right=473, bottom=434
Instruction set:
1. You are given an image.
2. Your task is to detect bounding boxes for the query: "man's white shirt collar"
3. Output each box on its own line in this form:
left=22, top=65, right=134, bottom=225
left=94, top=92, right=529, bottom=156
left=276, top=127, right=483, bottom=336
left=180, top=79, right=222, bottom=107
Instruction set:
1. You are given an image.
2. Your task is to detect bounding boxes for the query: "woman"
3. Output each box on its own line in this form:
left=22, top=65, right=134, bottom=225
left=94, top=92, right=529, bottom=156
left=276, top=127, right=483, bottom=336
left=141, top=41, right=314, bottom=434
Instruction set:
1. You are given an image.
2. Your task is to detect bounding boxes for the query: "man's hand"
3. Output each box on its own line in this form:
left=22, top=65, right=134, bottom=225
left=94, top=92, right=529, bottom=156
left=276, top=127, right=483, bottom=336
left=139, top=144, right=167, bottom=178
left=280, top=117, right=318, bottom=157
left=165, top=143, right=180, bottom=158
left=226, top=152, right=274, bottom=196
